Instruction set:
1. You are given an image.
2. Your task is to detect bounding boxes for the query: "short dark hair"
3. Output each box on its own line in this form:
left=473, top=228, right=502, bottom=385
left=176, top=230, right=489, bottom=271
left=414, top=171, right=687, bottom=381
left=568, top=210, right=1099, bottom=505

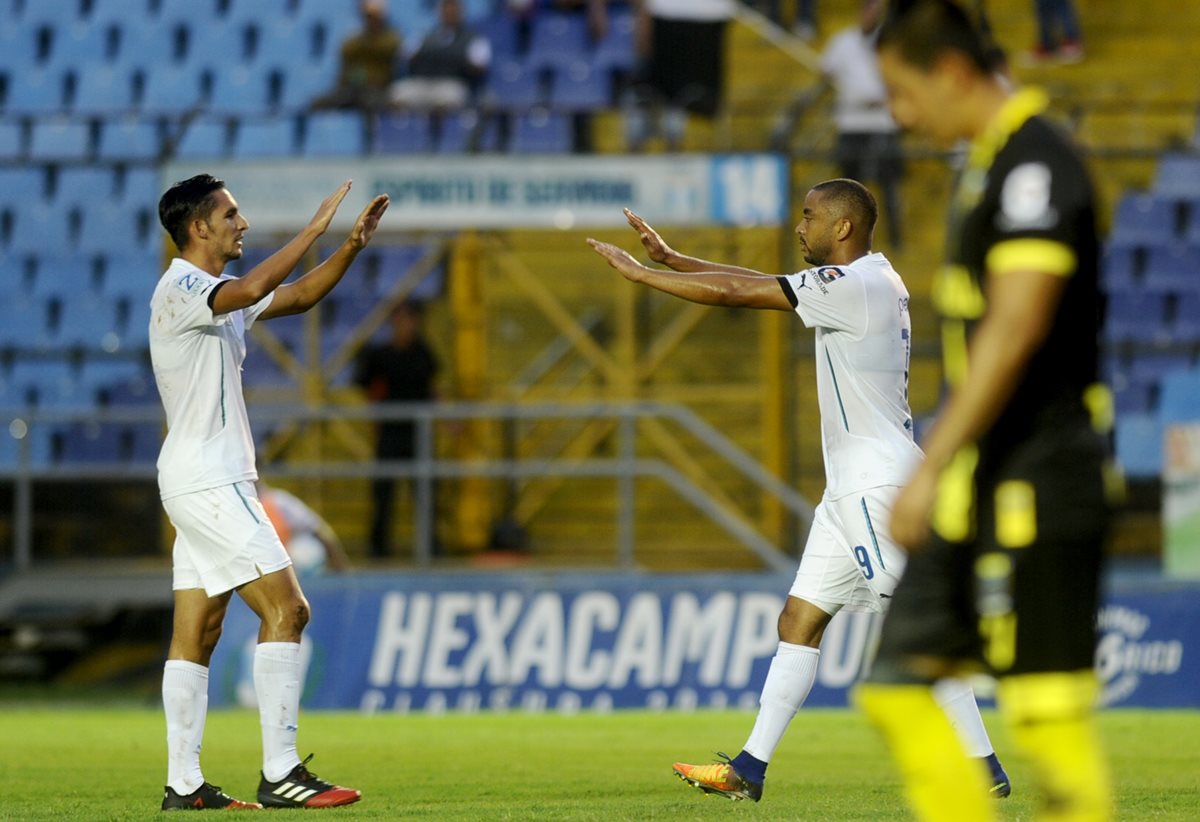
left=811, top=178, right=878, bottom=235
left=158, top=174, right=226, bottom=251
left=876, top=0, right=994, bottom=74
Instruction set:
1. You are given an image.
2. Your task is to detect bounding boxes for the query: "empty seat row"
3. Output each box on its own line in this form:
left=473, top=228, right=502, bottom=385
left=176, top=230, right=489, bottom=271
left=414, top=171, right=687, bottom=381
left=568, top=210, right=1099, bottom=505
left=0, top=292, right=149, bottom=353
left=1107, top=192, right=1200, bottom=250
left=0, top=164, right=156, bottom=208
left=1103, top=243, right=1200, bottom=293
left=9, top=249, right=160, bottom=301
left=1106, top=290, right=1200, bottom=346
left=0, top=202, right=157, bottom=255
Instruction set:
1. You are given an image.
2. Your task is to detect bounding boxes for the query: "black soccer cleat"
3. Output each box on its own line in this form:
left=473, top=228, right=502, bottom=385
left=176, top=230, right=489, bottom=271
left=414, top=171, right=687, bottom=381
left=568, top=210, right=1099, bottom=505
left=257, top=754, right=361, bottom=809
left=162, top=782, right=262, bottom=810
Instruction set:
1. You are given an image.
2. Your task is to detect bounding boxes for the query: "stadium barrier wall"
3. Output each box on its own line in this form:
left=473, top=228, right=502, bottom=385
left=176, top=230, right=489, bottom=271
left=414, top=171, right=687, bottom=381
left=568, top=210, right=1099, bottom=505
left=207, top=572, right=1199, bottom=712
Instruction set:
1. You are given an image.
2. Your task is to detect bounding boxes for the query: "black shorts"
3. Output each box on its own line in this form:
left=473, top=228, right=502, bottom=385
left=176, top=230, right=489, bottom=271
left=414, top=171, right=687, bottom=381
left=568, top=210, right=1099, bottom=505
left=872, top=425, right=1111, bottom=680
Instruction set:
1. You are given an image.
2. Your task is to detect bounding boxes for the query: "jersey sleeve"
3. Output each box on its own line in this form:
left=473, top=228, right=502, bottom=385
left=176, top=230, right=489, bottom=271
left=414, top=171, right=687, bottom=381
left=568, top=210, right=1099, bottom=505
left=242, top=289, right=275, bottom=330
left=777, top=266, right=867, bottom=333
left=985, top=130, right=1090, bottom=278
left=156, top=269, right=228, bottom=333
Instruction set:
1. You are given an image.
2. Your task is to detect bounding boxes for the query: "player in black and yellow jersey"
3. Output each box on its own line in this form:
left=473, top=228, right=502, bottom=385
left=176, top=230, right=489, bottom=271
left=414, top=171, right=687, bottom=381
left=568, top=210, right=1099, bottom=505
left=854, top=2, right=1115, bottom=821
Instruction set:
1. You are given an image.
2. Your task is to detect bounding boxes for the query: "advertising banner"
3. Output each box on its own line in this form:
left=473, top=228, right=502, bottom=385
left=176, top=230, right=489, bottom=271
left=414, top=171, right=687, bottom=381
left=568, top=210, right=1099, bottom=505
left=162, top=155, right=789, bottom=232
left=208, top=572, right=1200, bottom=712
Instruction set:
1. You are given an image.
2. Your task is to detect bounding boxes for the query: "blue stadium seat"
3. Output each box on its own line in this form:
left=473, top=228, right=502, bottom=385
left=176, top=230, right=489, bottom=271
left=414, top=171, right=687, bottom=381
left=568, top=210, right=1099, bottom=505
left=108, top=19, right=181, bottom=71
left=99, top=250, right=163, bottom=301
left=7, top=203, right=75, bottom=256
left=527, top=12, right=590, bottom=72
left=1142, top=244, right=1200, bottom=294
left=0, top=24, right=39, bottom=76
left=173, top=115, right=232, bottom=159
left=118, top=167, right=159, bottom=208
left=1160, top=369, right=1200, bottom=424
left=483, top=60, right=543, bottom=110
left=509, top=109, right=572, bottom=153
left=1108, top=194, right=1177, bottom=250
left=78, top=207, right=155, bottom=255
left=436, top=110, right=500, bottom=153
left=1115, top=413, right=1162, bottom=478
left=54, top=294, right=121, bottom=350
left=1112, top=381, right=1153, bottom=415
left=474, top=14, right=520, bottom=60
left=29, top=118, right=92, bottom=161
left=1172, top=293, right=1200, bottom=343
left=8, top=358, right=77, bottom=407
left=0, top=119, right=24, bottom=160
left=206, top=65, right=274, bottom=115
left=80, top=359, right=145, bottom=397
left=51, top=21, right=118, bottom=71
left=19, top=1, right=84, bottom=29
left=549, top=61, right=611, bottom=111
left=231, top=116, right=297, bottom=157
left=375, top=111, right=433, bottom=153
left=72, top=63, right=138, bottom=114
left=96, top=116, right=162, bottom=161
left=248, top=19, right=316, bottom=67
left=276, top=61, right=337, bottom=111
left=58, top=421, right=128, bottom=463
left=224, top=0, right=294, bottom=25
left=1130, top=351, right=1194, bottom=385
left=1101, top=244, right=1138, bottom=290
left=301, top=110, right=365, bottom=156
left=0, top=167, right=46, bottom=207
left=138, top=65, right=206, bottom=115
left=0, top=425, right=55, bottom=467
left=118, top=296, right=153, bottom=350
left=592, top=9, right=636, bottom=71
left=5, top=67, right=70, bottom=115
left=103, top=373, right=158, bottom=407
left=187, top=21, right=248, bottom=69
left=31, top=253, right=99, bottom=298
left=126, top=421, right=161, bottom=462
left=0, top=295, right=53, bottom=350
left=1153, top=154, right=1200, bottom=201
left=1104, top=291, right=1169, bottom=345
left=1183, top=198, right=1200, bottom=246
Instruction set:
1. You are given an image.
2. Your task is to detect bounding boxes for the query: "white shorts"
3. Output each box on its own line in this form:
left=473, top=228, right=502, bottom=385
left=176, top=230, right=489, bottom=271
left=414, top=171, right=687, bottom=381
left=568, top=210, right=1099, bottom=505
left=788, top=487, right=908, bottom=615
left=163, top=481, right=292, bottom=597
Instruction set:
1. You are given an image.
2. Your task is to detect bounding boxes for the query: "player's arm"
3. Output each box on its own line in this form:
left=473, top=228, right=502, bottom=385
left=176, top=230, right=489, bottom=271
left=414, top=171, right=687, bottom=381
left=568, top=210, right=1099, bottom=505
left=890, top=264, right=1070, bottom=549
left=624, top=209, right=775, bottom=277
left=260, top=193, right=390, bottom=320
left=588, top=239, right=793, bottom=311
left=211, top=181, right=353, bottom=316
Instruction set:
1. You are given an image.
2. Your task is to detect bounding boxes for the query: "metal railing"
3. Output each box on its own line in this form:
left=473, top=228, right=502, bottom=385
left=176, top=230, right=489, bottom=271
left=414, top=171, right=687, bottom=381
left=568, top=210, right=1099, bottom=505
left=2, top=400, right=814, bottom=573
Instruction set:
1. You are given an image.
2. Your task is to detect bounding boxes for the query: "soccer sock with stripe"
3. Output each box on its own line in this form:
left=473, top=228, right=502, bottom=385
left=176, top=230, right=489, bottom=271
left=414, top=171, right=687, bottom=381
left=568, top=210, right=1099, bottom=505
left=933, top=677, right=996, bottom=758
left=163, top=659, right=209, bottom=795
left=739, top=642, right=821, bottom=780
left=254, top=642, right=304, bottom=783
left=998, top=671, right=1112, bottom=821
left=856, top=683, right=993, bottom=822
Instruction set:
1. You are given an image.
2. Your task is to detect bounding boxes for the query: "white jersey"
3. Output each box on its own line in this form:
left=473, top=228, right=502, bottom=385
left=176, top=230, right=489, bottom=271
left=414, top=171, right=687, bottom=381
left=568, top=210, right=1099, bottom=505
left=778, top=252, right=922, bottom=499
left=149, top=258, right=274, bottom=500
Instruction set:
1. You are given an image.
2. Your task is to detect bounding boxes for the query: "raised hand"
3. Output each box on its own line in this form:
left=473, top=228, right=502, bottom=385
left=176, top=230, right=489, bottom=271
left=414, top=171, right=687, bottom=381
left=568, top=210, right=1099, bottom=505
left=625, top=208, right=674, bottom=265
left=349, top=194, right=390, bottom=250
left=307, top=180, right=353, bottom=236
left=587, top=238, right=645, bottom=282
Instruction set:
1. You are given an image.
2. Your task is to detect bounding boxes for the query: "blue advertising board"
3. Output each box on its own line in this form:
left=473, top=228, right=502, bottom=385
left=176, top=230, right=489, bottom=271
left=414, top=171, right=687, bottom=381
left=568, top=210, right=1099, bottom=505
left=208, top=573, right=1200, bottom=712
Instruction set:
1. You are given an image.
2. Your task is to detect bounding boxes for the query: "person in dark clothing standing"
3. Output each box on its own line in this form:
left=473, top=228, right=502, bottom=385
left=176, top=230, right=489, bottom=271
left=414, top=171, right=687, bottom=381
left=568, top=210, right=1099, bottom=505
left=354, top=301, right=439, bottom=558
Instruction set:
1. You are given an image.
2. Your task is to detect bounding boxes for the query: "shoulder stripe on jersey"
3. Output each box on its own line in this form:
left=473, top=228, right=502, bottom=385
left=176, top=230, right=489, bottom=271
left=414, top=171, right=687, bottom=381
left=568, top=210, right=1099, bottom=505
left=777, top=276, right=799, bottom=308
left=986, top=238, right=1077, bottom=277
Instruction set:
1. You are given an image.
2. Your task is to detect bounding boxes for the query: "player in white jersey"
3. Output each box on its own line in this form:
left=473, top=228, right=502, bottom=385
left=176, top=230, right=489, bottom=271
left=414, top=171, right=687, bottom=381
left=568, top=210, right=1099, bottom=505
left=151, top=173, right=388, bottom=811
left=588, top=178, right=1009, bottom=803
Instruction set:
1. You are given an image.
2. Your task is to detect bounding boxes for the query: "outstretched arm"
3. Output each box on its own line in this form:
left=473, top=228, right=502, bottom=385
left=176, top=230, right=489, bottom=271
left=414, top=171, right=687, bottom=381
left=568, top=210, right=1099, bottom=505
left=260, top=193, right=391, bottom=319
left=211, top=181, right=353, bottom=316
left=625, top=208, right=776, bottom=277
left=588, top=239, right=793, bottom=311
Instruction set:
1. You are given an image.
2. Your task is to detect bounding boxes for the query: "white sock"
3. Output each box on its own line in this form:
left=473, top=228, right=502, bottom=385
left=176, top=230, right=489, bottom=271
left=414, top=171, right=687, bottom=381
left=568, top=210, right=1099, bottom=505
left=163, top=659, right=209, bottom=795
left=742, top=643, right=821, bottom=762
left=933, top=677, right=995, bottom=758
left=254, top=642, right=303, bottom=782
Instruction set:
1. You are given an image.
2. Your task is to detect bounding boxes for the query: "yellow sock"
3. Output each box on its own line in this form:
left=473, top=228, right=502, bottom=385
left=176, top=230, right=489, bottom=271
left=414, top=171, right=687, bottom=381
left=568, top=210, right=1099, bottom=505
left=855, top=684, right=993, bottom=822
left=999, top=671, right=1113, bottom=822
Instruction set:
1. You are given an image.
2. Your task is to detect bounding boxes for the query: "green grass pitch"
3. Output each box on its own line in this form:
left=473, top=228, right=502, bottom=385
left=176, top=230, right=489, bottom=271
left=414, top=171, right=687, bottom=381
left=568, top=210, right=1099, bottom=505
left=1, top=708, right=1197, bottom=820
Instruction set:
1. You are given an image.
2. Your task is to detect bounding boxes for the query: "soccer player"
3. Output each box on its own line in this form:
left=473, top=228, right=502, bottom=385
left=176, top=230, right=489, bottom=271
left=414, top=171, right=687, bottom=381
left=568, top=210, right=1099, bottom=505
left=855, top=2, right=1113, bottom=821
left=151, top=174, right=388, bottom=810
left=587, top=179, right=1010, bottom=803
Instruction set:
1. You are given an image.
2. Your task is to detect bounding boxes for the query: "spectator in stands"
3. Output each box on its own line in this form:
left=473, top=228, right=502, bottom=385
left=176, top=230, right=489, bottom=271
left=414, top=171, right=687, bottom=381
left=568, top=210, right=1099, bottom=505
left=821, top=0, right=904, bottom=248
left=310, top=0, right=401, bottom=111
left=624, top=0, right=735, bottom=152
left=1024, top=0, right=1084, bottom=63
left=389, top=0, right=492, bottom=111
left=257, top=481, right=351, bottom=578
left=354, top=300, right=441, bottom=559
